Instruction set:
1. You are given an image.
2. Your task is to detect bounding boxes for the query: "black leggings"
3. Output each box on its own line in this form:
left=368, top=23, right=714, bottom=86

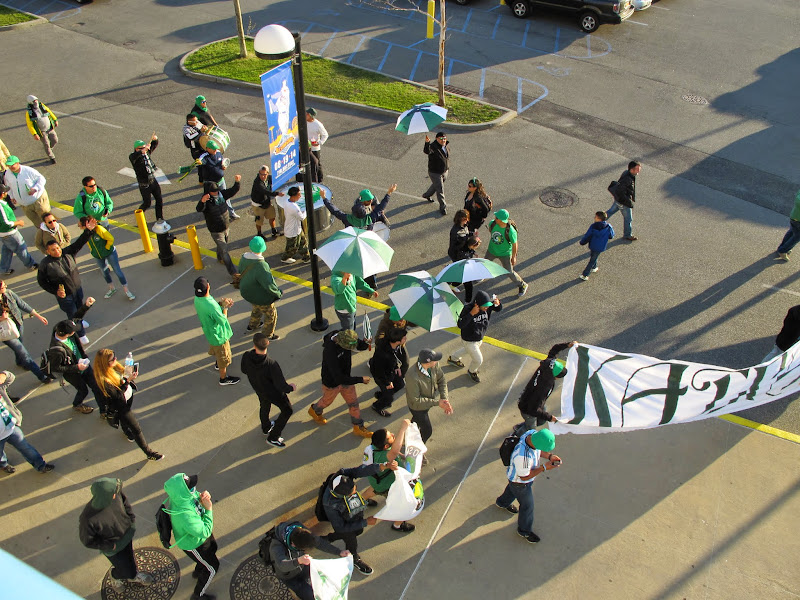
left=118, top=411, right=152, bottom=455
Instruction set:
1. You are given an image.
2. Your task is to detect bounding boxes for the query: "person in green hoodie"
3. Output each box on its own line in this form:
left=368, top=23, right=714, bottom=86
left=163, top=472, right=218, bottom=600
left=74, top=176, right=113, bottom=223
left=78, top=217, right=135, bottom=300
left=238, top=236, right=282, bottom=340
left=78, top=477, right=154, bottom=590
left=331, top=271, right=377, bottom=331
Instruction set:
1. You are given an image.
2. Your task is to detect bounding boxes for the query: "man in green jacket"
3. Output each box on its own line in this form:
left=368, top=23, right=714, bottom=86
left=331, top=271, right=377, bottom=331
left=238, top=236, right=282, bottom=340
left=193, top=276, right=239, bottom=386
left=163, top=473, right=218, bottom=600
left=74, top=176, right=113, bottom=223
left=405, top=349, right=452, bottom=451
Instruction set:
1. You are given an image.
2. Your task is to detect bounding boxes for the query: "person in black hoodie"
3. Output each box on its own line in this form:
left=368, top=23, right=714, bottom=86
left=78, top=477, right=154, bottom=590
left=269, top=520, right=349, bottom=600
left=763, top=305, right=800, bottom=362
left=129, top=136, right=164, bottom=223
left=196, top=176, right=242, bottom=277
left=308, top=329, right=373, bottom=438
left=241, top=333, right=296, bottom=448
left=369, top=327, right=408, bottom=418
left=422, top=132, right=450, bottom=215
left=463, top=177, right=491, bottom=234
left=517, top=341, right=575, bottom=429
left=447, top=290, right=501, bottom=384
left=606, top=160, right=641, bottom=241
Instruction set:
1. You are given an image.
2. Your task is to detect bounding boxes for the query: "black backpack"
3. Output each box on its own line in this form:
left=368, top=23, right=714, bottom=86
left=314, top=471, right=342, bottom=522
left=155, top=502, right=173, bottom=549
left=258, top=526, right=277, bottom=570
left=499, top=423, right=528, bottom=466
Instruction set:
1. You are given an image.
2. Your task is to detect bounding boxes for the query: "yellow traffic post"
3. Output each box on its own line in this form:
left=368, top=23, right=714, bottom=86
left=186, top=225, right=204, bottom=270
left=134, top=209, right=153, bottom=253
left=427, top=0, right=435, bottom=39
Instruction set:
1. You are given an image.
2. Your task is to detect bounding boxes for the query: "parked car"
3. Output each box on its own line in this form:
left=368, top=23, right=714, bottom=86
left=632, top=0, right=652, bottom=10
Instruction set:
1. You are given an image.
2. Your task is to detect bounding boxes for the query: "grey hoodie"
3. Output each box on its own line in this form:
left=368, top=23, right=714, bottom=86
left=268, top=520, right=340, bottom=581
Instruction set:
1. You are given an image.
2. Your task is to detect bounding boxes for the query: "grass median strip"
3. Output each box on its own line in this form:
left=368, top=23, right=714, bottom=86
left=184, top=38, right=502, bottom=125
left=0, top=6, right=36, bottom=26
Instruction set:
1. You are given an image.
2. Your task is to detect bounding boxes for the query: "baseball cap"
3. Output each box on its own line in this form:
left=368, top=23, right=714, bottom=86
left=418, top=348, right=442, bottom=363
left=205, top=140, right=219, bottom=151
left=494, top=209, right=510, bottom=223
left=435, top=131, right=446, bottom=139
left=184, top=474, right=199, bottom=489
left=55, top=319, right=80, bottom=336
left=249, top=236, right=267, bottom=254
left=5, top=156, right=19, bottom=167
left=133, top=140, right=146, bottom=150
left=194, top=276, right=210, bottom=297
left=528, top=429, right=556, bottom=452
left=332, top=474, right=355, bottom=495
left=359, top=189, right=374, bottom=204
left=204, top=182, right=219, bottom=194
left=306, top=107, right=317, bottom=117
left=259, top=164, right=269, bottom=172
left=27, top=95, right=37, bottom=103
left=336, top=329, right=359, bottom=349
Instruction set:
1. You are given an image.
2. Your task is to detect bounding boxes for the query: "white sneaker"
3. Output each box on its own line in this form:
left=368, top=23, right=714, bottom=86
left=79, top=335, right=90, bottom=345
left=230, top=211, right=241, bottom=220
left=281, top=257, right=296, bottom=264
left=579, top=275, right=588, bottom=281
left=133, top=572, right=154, bottom=586
left=591, top=267, right=599, bottom=273
left=110, top=576, right=125, bottom=590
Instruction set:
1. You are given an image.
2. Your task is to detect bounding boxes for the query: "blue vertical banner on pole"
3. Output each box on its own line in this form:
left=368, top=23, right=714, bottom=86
left=261, top=61, right=300, bottom=189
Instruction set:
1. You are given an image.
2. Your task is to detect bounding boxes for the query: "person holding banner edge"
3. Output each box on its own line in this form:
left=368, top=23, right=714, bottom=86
left=517, top=341, right=575, bottom=430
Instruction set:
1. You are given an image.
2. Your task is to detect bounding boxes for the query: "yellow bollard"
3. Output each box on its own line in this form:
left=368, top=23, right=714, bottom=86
left=427, top=0, right=435, bottom=39
left=134, top=209, right=153, bottom=253
left=186, top=225, right=204, bottom=271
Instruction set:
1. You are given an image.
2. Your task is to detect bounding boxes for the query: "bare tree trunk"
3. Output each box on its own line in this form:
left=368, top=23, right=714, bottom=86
left=438, top=0, right=446, bottom=107
left=233, top=0, right=248, bottom=59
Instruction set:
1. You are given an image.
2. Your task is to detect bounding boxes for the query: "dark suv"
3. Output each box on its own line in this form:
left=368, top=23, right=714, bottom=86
left=455, top=0, right=634, bottom=33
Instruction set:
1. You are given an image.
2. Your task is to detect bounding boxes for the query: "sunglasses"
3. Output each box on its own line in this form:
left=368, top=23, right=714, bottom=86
left=109, top=355, right=116, bottom=362
left=85, top=183, right=97, bottom=188
left=45, top=219, right=57, bottom=225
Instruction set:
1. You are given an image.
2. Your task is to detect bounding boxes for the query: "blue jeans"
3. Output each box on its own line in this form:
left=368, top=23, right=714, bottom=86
left=0, top=230, right=36, bottom=273
left=0, top=426, right=46, bottom=471
left=95, top=250, right=127, bottom=286
left=582, top=250, right=602, bottom=277
left=606, top=202, right=632, bottom=238
left=335, top=310, right=355, bottom=331
left=3, top=324, right=45, bottom=380
left=497, top=481, right=535, bottom=535
left=56, top=286, right=85, bottom=338
left=777, top=219, right=800, bottom=254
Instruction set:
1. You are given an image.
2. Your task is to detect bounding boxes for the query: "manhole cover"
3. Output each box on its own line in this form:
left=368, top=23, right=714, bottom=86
left=100, top=547, right=180, bottom=600
left=540, top=188, right=577, bottom=208
left=230, top=555, right=295, bottom=600
left=443, top=85, right=473, bottom=97
left=123, top=40, right=137, bottom=48
left=681, top=94, right=708, bottom=105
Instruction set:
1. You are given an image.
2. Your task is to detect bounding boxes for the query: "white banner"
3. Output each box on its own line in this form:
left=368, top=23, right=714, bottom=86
left=373, top=423, right=427, bottom=521
left=310, top=555, right=353, bottom=600
left=551, top=343, right=800, bottom=434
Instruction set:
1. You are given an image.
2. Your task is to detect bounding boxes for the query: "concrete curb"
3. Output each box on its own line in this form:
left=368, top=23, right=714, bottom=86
left=179, top=37, right=517, bottom=132
left=0, top=4, right=48, bottom=30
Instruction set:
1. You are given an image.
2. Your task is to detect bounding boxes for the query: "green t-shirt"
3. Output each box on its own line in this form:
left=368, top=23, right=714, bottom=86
left=367, top=448, right=396, bottom=493
left=487, top=222, right=517, bottom=258
left=193, top=296, right=233, bottom=346
left=790, top=190, right=800, bottom=222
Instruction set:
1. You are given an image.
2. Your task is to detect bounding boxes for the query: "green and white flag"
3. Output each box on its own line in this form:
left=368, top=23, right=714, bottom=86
left=310, top=555, right=353, bottom=600
left=552, top=343, right=800, bottom=434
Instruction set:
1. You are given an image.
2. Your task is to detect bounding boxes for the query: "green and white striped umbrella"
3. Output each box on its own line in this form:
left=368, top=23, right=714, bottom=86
left=389, top=271, right=464, bottom=332
left=395, top=103, right=448, bottom=135
left=315, top=226, right=394, bottom=278
left=436, top=258, right=509, bottom=284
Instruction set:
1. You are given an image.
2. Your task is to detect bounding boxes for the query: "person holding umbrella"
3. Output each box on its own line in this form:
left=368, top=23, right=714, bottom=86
left=331, top=271, right=377, bottom=331
left=422, top=132, right=450, bottom=216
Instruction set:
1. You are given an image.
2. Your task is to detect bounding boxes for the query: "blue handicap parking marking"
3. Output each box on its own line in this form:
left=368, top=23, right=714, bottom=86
left=4, top=0, right=81, bottom=21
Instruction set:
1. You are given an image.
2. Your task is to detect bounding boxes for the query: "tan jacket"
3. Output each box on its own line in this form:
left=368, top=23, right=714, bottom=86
left=35, top=222, right=72, bottom=254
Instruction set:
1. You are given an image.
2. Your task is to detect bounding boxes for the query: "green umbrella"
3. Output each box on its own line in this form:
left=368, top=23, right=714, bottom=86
left=395, top=103, right=448, bottom=135
left=389, top=271, right=463, bottom=332
left=315, top=226, right=394, bottom=278
left=436, top=258, right=509, bottom=283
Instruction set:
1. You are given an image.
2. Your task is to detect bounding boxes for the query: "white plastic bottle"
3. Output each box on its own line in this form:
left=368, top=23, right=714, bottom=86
left=124, top=352, right=134, bottom=378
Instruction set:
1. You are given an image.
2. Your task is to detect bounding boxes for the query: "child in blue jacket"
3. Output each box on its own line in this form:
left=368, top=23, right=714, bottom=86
left=579, top=211, right=614, bottom=280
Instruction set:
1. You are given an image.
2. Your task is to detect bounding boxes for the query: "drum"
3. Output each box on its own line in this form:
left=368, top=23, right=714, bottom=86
left=199, top=126, right=230, bottom=153
left=372, top=221, right=390, bottom=241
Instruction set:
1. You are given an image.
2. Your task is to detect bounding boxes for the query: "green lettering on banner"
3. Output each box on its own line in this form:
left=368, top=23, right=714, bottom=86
left=620, top=363, right=689, bottom=426
left=569, top=347, right=632, bottom=427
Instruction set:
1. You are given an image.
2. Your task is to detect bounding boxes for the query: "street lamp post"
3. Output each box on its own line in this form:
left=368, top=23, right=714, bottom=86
left=255, top=24, right=328, bottom=332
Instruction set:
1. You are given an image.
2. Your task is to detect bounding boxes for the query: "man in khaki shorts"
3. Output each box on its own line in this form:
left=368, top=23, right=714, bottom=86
left=192, top=276, right=240, bottom=386
left=251, top=165, right=283, bottom=239
left=2, top=156, right=51, bottom=227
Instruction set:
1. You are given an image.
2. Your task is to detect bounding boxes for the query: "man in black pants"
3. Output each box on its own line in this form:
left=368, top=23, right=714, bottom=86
left=240, top=333, right=296, bottom=447
left=183, top=114, right=207, bottom=184
left=517, top=341, right=575, bottom=430
left=47, top=303, right=105, bottom=415
left=369, top=327, right=408, bottom=417
left=79, top=477, right=154, bottom=590
left=129, top=136, right=164, bottom=224
left=422, top=131, right=450, bottom=215
left=404, top=348, right=452, bottom=447
left=196, top=177, right=242, bottom=278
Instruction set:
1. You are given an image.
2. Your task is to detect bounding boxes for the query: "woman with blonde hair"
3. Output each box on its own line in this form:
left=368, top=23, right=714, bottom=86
left=93, top=349, right=163, bottom=461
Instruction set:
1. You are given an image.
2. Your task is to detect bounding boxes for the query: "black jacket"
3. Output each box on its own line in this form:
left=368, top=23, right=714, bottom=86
left=448, top=223, right=470, bottom=262
left=456, top=290, right=501, bottom=342
left=269, top=520, right=340, bottom=582
left=464, top=192, right=491, bottom=231
left=320, top=330, right=369, bottom=388
left=240, top=350, right=293, bottom=400
left=368, top=340, right=409, bottom=388
left=423, top=139, right=449, bottom=174
left=775, top=305, right=800, bottom=351
left=101, top=378, right=135, bottom=417
left=37, top=229, right=91, bottom=297
left=613, top=169, right=636, bottom=208
left=251, top=174, right=279, bottom=208
left=322, top=464, right=381, bottom=533
left=128, top=139, right=159, bottom=185
left=190, top=104, right=215, bottom=127
left=518, top=343, right=570, bottom=423
left=79, top=489, right=136, bottom=556
left=196, top=182, right=240, bottom=233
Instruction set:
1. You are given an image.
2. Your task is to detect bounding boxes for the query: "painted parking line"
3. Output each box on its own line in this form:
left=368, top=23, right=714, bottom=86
left=52, top=111, right=124, bottom=129
left=1, top=0, right=79, bottom=21
left=762, top=284, right=800, bottom=298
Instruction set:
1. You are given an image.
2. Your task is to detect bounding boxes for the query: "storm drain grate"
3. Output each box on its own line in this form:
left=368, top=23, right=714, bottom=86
left=681, top=94, right=708, bottom=105
left=540, top=188, right=577, bottom=208
left=443, top=85, right=473, bottom=97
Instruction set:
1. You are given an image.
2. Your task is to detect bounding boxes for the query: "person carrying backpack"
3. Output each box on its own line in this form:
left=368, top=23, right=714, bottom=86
left=74, top=176, right=113, bottom=223
left=495, top=429, right=562, bottom=544
left=485, top=209, right=528, bottom=296
left=268, top=521, right=350, bottom=600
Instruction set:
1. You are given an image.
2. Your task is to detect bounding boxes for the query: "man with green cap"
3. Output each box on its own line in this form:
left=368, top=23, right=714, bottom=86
left=79, top=477, right=154, bottom=590
left=2, top=155, right=52, bottom=228
left=495, top=428, right=562, bottom=544
left=128, top=134, right=165, bottom=223
left=197, top=140, right=238, bottom=219
left=485, top=208, right=528, bottom=296
left=517, top=342, right=575, bottom=429
left=238, top=236, right=282, bottom=339
left=191, top=95, right=218, bottom=127
left=322, top=185, right=396, bottom=232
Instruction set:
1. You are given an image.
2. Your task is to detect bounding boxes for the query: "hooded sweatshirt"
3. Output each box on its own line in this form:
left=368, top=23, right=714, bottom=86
left=579, top=221, right=614, bottom=253
left=517, top=342, right=570, bottom=423
left=456, top=290, right=502, bottom=342
left=78, top=478, right=136, bottom=557
left=240, top=349, right=293, bottom=400
left=330, top=272, right=374, bottom=313
left=35, top=220, right=71, bottom=254
left=163, top=473, right=213, bottom=551
left=238, top=253, right=281, bottom=306
left=320, top=330, right=369, bottom=388
left=268, top=520, right=341, bottom=582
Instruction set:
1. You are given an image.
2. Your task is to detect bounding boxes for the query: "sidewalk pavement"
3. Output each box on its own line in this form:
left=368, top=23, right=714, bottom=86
left=0, top=210, right=797, bottom=600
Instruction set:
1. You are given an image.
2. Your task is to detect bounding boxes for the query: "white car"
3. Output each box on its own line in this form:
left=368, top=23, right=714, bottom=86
left=632, top=0, right=652, bottom=9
